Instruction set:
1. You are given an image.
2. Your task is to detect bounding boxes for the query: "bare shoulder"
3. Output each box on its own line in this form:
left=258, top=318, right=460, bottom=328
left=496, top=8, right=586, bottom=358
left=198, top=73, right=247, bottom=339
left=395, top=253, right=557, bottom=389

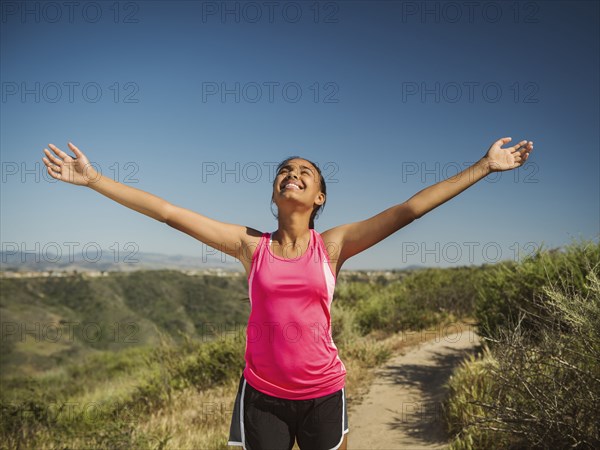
left=239, top=227, right=264, bottom=258
left=319, top=225, right=347, bottom=264
left=238, top=227, right=265, bottom=275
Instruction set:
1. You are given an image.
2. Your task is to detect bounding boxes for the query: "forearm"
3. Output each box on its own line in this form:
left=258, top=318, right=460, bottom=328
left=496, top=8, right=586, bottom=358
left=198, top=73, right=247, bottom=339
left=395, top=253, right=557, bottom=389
left=407, top=157, right=491, bottom=219
left=87, top=173, right=170, bottom=222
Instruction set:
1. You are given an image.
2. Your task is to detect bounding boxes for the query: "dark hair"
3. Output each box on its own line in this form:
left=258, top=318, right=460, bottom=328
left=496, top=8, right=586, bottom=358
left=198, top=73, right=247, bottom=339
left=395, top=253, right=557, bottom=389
left=270, top=155, right=327, bottom=229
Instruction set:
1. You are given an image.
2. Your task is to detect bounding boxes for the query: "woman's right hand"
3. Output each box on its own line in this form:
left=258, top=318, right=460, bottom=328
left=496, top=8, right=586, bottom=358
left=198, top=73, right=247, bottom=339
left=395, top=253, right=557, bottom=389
left=42, top=142, right=99, bottom=186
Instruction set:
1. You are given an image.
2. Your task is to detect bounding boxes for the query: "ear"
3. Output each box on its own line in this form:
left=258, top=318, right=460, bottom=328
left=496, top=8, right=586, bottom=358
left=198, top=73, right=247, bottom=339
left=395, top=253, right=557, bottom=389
left=314, top=192, right=325, bottom=206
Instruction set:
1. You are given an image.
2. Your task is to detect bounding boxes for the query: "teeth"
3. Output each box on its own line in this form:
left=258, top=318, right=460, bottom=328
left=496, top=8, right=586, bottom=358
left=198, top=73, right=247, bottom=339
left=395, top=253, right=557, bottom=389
left=284, top=184, right=301, bottom=190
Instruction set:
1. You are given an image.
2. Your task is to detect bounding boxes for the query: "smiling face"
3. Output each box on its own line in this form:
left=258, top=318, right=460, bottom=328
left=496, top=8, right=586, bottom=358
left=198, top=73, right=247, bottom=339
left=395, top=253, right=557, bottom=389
left=276, top=159, right=317, bottom=193
left=272, top=157, right=325, bottom=218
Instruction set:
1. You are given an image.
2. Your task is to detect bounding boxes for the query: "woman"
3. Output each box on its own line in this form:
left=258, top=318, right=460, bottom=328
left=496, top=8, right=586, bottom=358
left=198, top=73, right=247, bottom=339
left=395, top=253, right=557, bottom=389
left=42, top=137, right=533, bottom=450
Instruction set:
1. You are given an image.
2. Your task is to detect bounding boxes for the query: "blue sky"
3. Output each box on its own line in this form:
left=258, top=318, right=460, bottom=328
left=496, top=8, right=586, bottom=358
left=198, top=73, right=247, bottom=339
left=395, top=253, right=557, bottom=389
left=1, top=0, right=598, bottom=270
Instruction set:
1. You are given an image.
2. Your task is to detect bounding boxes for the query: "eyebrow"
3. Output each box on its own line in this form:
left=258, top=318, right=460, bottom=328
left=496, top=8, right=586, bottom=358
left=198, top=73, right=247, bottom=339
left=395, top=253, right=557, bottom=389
left=280, top=164, right=314, bottom=173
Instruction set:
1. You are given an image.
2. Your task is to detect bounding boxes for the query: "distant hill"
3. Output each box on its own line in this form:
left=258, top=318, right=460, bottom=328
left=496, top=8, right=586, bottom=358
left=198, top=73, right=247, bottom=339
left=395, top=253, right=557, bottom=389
left=0, top=248, right=430, bottom=273
left=0, top=250, right=242, bottom=272
left=0, top=270, right=250, bottom=377
left=0, top=249, right=427, bottom=274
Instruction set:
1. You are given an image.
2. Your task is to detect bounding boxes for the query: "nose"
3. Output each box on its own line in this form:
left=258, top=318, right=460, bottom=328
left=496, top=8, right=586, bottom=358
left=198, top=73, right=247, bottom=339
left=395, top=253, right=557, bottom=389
left=285, top=168, right=299, bottom=179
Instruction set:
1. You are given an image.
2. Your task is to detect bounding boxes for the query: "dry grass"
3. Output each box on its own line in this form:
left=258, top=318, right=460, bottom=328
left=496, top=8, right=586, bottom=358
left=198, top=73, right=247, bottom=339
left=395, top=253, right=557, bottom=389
left=135, top=377, right=240, bottom=450
left=124, top=319, right=472, bottom=449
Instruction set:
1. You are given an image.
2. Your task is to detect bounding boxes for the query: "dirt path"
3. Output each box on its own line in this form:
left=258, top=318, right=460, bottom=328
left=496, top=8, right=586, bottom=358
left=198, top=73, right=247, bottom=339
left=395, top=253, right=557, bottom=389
left=347, top=326, right=481, bottom=450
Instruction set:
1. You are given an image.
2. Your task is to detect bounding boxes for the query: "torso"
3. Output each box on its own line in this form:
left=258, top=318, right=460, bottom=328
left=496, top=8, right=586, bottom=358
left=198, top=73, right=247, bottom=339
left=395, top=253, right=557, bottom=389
left=242, top=227, right=346, bottom=399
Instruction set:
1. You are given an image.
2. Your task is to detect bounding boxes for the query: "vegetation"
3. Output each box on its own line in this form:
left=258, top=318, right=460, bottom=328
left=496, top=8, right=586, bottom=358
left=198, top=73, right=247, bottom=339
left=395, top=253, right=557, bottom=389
left=2, top=239, right=598, bottom=448
left=0, top=271, right=249, bottom=375
left=444, top=238, right=600, bottom=449
left=1, top=263, right=478, bottom=448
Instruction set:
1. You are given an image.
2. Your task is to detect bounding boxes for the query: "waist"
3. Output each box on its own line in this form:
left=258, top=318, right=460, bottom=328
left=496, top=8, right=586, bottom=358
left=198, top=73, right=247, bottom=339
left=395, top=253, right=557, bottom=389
left=243, top=365, right=346, bottom=400
left=243, top=322, right=346, bottom=400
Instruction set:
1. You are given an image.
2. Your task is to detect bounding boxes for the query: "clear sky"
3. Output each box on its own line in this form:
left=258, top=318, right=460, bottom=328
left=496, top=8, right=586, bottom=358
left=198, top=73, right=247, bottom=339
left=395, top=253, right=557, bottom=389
left=1, top=0, right=598, bottom=270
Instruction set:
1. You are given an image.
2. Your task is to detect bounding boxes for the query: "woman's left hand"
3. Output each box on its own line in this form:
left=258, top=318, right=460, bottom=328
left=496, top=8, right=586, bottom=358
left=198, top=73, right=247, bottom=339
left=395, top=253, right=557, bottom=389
left=483, top=137, right=533, bottom=172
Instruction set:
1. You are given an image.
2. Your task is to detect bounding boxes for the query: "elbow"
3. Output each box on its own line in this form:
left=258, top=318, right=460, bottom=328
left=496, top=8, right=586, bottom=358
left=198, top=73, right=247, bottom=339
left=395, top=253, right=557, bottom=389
left=405, top=201, right=423, bottom=221
left=159, top=202, right=173, bottom=224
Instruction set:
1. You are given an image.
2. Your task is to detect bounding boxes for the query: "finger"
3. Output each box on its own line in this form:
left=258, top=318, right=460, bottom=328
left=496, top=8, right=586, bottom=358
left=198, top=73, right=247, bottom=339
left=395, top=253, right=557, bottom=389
left=522, top=141, right=533, bottom=151
left=43, top=156, right=62, bottom=172
left=48, top=143, right=72, bottom=160
left=514, top=140, right=528, bottom=150
left=515, top=152, right=531, bottom=164
left=42, top=156, right=52, bottom=168
left=512, top=140, right=528, bottom=153
left=68, top=142, right=81, bottom=159
left=48, top=143, right=68, bottom=159
left=44, top=148, right=63, bottom=166
left=495, top=137, right=512, bottom=147
left=46, top=163, right=61, bottom=179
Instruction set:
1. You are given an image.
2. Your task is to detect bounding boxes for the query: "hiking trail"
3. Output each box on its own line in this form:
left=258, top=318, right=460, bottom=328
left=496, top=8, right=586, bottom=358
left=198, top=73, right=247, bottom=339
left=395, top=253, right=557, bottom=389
left=347, top=326, right=481, bottom=450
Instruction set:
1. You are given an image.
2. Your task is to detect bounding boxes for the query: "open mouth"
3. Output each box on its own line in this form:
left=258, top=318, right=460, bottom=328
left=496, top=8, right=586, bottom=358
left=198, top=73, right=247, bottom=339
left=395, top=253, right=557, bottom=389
left=281, top=183, right=303, bottom=191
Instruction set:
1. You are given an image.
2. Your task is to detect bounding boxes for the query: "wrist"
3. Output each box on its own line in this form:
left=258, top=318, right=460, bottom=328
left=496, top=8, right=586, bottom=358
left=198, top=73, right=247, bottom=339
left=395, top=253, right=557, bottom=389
left=85, top=167, right=103, bottom=188
left=475, top=157, right=493, bottom=175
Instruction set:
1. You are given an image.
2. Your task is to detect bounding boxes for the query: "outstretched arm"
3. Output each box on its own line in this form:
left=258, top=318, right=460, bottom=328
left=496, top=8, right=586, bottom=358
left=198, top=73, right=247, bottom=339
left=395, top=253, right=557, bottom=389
left=406, top=137, right=533, bottom=219
left=42, top=142, right=252, bottom=260
left=326, top=137, right=534, bottom=263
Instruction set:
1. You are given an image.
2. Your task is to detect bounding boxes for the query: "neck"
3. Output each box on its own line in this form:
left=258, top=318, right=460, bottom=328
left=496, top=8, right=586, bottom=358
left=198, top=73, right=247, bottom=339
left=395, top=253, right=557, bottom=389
left=273, top=214, right=311, bottom=245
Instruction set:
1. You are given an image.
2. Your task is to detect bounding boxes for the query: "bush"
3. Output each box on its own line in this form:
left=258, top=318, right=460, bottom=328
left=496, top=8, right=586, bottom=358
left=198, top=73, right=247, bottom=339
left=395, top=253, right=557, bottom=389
left=331, top=301, right=362, bottom=349
left=445, top=239, right=600, bottom=449
left=475, top=238, right=599, bottom=343
left=443, top=346, right=508, bottom=450
left=351, top=266, right=485, bottom=335
left=127, top=330, right=246, bottom=412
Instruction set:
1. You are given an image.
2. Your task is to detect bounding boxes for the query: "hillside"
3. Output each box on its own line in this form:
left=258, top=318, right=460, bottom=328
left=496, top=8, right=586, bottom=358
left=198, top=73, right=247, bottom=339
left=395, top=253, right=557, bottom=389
left=3, top=241, right=595, bottom=450
left=0, top=270, right=249, bottom=377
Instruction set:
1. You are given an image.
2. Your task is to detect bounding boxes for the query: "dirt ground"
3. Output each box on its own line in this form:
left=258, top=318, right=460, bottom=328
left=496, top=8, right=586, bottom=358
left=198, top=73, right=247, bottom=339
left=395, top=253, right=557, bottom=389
left=346, top=325, right=481, bottom=450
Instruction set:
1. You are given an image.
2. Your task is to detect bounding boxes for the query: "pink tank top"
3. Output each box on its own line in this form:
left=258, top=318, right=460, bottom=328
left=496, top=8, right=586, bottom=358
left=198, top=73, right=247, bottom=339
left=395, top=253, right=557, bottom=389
left=242, top=228, right=347, bottom=400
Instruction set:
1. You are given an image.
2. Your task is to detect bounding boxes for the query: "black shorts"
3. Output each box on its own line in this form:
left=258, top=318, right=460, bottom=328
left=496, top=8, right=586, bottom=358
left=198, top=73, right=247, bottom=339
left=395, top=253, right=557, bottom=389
left=228, top=373, right=349, bottom=450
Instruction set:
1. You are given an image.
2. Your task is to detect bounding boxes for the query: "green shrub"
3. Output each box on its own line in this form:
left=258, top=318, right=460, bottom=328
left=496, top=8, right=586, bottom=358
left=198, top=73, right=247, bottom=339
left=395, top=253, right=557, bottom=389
left=334, top=279, right=382, bottom=308
left=446, top=239, right=600, bottom=449
left=351, top=266, right=484, bottom=335
left=124, top=329, right=245, bottom=413
left=331, top=301, right=362, bottom=349
left=475, top=238, right=599, bottom=343
left=443, top=346, right=509, bottom=450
